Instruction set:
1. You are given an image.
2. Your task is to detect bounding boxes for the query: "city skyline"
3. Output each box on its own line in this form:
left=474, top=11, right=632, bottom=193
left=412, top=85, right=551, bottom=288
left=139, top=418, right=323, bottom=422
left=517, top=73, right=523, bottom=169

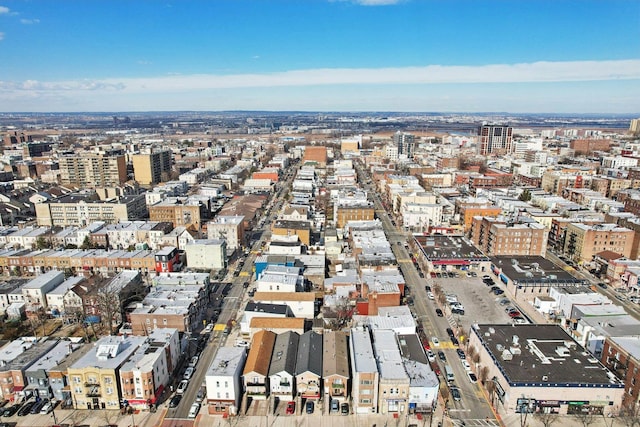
left=0, top=0, right=638, bottom=113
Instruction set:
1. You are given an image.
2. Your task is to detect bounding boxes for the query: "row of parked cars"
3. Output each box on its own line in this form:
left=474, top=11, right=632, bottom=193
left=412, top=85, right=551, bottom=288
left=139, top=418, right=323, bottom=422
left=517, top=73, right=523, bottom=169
left=1, top=397, right=55, bottom=418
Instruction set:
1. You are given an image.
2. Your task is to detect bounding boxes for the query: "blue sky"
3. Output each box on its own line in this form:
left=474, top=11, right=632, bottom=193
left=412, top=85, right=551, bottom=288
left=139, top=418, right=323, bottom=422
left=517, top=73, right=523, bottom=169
left=0, top=0, right=638, bottom=113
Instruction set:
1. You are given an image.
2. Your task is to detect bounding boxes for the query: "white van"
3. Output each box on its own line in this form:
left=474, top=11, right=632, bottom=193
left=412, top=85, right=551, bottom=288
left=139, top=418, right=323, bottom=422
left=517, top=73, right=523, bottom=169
left=188, top=403, right=201, bottom=418
left=445, top=365, right=455, bottom=384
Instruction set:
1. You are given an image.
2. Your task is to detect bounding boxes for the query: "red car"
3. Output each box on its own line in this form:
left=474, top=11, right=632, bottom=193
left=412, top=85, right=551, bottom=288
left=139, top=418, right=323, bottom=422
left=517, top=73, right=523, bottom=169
left=508, top=311, right=521, bottom=318
left=286, top=401, right=295, bottom=415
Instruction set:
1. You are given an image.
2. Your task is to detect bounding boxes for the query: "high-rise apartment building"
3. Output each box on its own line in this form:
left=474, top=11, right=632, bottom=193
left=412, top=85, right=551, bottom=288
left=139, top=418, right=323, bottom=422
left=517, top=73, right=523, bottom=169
left=393, top=131, right=415, bottom=158
left=629, top=118, right=640, bottom=134
left=132, top=149, right=172, bottom=187
left=59, top=151, right=127, bottom=188
left=478, top=125, right=513, bottom=156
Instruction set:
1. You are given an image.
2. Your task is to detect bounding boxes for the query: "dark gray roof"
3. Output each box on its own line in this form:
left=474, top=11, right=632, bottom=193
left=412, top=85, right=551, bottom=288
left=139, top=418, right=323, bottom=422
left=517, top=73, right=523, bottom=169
left=397, top=334, right=429, bottom=365
left=474, top=324, right=624, bottom=388
left=268, top=331, right=299, bottom=376
left=245, top=302, right=292, bottom=316
left=295, top=331, right=323, bottom=376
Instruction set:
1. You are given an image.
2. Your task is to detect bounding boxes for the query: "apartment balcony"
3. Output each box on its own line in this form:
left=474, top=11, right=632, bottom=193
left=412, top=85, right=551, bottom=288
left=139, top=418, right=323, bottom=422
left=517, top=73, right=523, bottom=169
left=85, top=386, right=101, bottom=398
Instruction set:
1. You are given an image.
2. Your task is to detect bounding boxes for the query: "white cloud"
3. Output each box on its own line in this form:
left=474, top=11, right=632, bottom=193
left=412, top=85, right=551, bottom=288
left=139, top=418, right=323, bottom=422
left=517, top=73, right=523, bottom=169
left=0, top=59, right=638, bottom=96
left=20, top=18, right=40, bottom=24
left=0, top=6, right=9, bottom=14
left=0, top=32, right=4, bottom=41
left=89, top=59, right=640, bottom=92
left=137, top=60, right=152, bottom=65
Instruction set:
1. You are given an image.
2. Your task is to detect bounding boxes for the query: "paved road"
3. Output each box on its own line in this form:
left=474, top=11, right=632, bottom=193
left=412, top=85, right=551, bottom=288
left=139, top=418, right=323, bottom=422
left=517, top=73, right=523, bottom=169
left=356, top=161, right=496, bottom=424
left=164, top=165, right=299, bottom=422
left=546, top=250, right=640, bottom=319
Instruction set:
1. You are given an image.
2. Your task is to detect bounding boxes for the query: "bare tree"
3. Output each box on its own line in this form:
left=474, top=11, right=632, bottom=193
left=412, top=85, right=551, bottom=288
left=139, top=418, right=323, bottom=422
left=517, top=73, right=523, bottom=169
left=439, top=386, right=450, bottom=402
left=479, top=366, right=490, bottom=384
left=95, top=283, right=122, bottom=336
left=533, top=412, right=560, bottom=427
left=617, top=405, right=640, bottom=427
left=101, top=409, right=121, bottom=427
left=575, top=412, right=597, bottom=427
left=67, top=409, right=89, bottom=427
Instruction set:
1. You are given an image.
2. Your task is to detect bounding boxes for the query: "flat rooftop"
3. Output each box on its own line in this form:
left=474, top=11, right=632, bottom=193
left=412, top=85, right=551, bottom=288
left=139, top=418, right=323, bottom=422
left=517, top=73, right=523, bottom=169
left=492, top=256, right=585, bottom=285
left=474, top=324, right=623, bottom=388
left=415, top=235, right=489, bottom=262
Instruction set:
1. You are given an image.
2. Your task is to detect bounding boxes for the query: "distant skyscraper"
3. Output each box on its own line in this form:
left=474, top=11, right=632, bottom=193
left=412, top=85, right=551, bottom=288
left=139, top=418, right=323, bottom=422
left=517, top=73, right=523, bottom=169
left=478, top=125, right=513, bottom=156
left=393, top=131, right=415, bottom=158
left=132, top=149, right=172, bottom=187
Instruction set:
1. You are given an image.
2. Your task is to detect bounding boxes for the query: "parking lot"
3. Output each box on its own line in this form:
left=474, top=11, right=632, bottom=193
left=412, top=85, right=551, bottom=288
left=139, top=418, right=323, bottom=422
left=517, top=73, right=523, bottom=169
left=430, top=271, right=525, bottom=332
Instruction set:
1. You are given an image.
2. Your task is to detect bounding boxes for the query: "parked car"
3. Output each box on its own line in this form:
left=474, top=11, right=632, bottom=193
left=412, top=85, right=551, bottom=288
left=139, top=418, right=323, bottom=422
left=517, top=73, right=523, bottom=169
left=451, top=336, right=459, bottom=346
left=330, top=399, right=340, bottom=413
left=457, top=349, right=466, bottom=359
left=17, top=400, right=35, bottom=416
left=40, top=400, right=54, bottom=415
left=451, top=387, right=462, bottom=401
left=305, top=400, right=314, bottom=414
left=467, top=372, right=478, bottom=383
left=196, top=387, right=205, bottom=403
left=177, top=380, right=189, bottom=394
left=189, top=356, right=199, bottom=367
left=426, top=350, right=436, bottom=362
left=438, top=350, right=446, bottom=362
left=30, top=398, right=48, bottom=414
left=431, top=337, right=440, bottom=347
left=427, top=292, right=434, bottom=300
left=169, top=395, right=182, bottom=408
left=203, top=323, right=214, bottom=333
left=183, top=367, right=194, bottom=380
left=2, top=404, right=20, bottom=417
left=435, top=308, right=443, bottom=317
left=286, top=401, right=296, bottom=415
left=188, top=403, right=201, bottom=418
left=508, top=311, right=521, bottom=318
left=341, top=403, right=350, bottom=415
left=235, top=340, right=250, bottom=347
left=425, top=285, right=431, bottom=292
left=493, top=288, right=505, bottom=295
left=446, top=328, right=455, bottom=339
left=461, top=360, right=471, bottom=371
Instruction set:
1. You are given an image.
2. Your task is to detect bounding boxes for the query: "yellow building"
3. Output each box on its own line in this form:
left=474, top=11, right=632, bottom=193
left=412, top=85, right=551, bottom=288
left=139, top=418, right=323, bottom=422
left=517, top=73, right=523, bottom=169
left=67, top=336, right=146, bottom=410
left=132, top=149, right=172, bottom=186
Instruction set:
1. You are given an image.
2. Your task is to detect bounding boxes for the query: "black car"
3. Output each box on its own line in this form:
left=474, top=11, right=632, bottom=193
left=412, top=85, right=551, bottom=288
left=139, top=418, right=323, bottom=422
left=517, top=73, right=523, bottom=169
left=30, top=398, right=48, bottom=414
left=456, top=349, right=466, bottom=359
left=446, top=328, right=455, bottom=338
left=305, top=400, right=314, bottom=414
left=17, top=400, right=35, bottom=416
left=438, top=350, right=446, bottom=362
left=169, top=394, right=182, bottom=408
left=452, top=307, right=465, bottom=315
left=451, top=387, right=462, bottom=401
left=598, top=282, right=607, bottom=289
left=435, top=308, right=443, bottom=317
left=493, top=289, right=505, bottom=295
left=340, top=403, right=349, bottom=415
left=2, top=404, right=20, bottom=417
left=451, top=336, right=459, bottom=346
left=425, top=285, right=431, bottom=292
